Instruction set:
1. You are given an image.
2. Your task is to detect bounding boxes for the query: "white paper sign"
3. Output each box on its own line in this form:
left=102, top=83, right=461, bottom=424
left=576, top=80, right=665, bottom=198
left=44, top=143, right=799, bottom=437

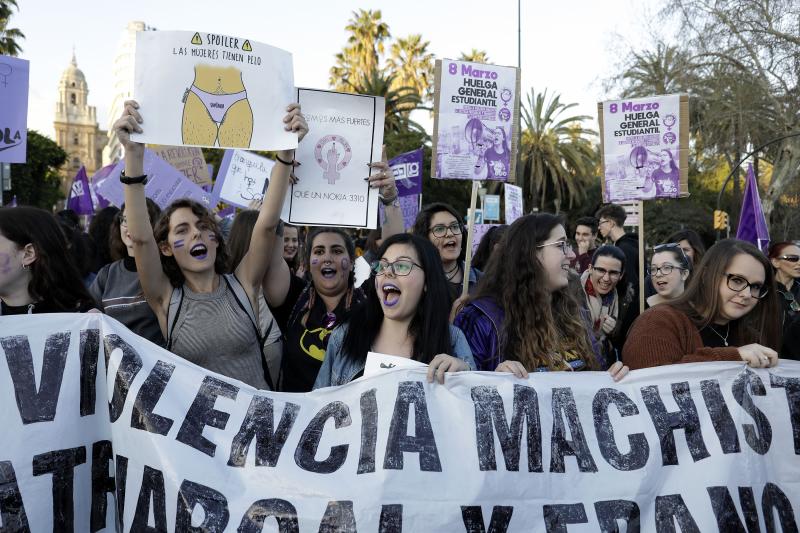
left=212, top=149, right=275, bottom=208
left=364, top=352, right=427, bottom=377
left=504, top=182, right=523, bottom=223
left=282, top=88, right=384, bottom=228
left=130, top=30, right=296, bottom=151
left=2, top=314, right=799, bottom=532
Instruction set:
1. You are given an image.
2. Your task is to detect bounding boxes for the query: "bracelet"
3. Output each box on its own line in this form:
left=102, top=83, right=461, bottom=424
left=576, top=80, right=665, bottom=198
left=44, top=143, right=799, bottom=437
left=119, top=170, right=148, bottom=185
left=380, top=191, right=400, bottom=206
left=275, top=154, right=294, bottom=166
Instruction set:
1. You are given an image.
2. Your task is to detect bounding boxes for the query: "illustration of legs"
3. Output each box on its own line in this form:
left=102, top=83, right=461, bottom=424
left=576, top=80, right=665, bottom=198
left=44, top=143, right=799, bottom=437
left=182, top=90, right=218, bottom=146
left=218, top=98, right=254, bottom=148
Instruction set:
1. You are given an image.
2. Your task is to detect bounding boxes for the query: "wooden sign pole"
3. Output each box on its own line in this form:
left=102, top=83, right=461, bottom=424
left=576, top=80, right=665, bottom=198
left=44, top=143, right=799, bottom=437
left=462, top=181, right=480, bottom=299
left=638, top=200, right=646, bottom=313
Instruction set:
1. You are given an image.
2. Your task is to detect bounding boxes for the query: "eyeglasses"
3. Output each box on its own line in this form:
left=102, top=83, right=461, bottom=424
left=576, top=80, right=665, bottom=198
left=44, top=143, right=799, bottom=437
left=591, top=266, right=622, bottom=280
left=780, top=289, right=800, bottom=312
left=778, top=255, right=799, bottom=263
left=649, top=264, right=685, bottom=277
left=118, top=215, right=128, bottom=226
left=654, top=242, right=690, bottom=260
left=429, top=222, right=462, bottom=238
left=372, top=258, right=423, bottom=277
left=726, top=273, right=769, bottom=299
left=537, top=240, right=572, bottom=255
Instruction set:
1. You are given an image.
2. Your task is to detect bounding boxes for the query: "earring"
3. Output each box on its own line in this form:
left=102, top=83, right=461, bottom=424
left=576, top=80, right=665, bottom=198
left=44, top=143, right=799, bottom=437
left=22, top=263, right=31, bottom=270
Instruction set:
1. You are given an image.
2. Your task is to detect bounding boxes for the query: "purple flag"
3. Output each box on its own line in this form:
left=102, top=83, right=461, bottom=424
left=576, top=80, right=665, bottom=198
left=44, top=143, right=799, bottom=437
left=390, top=148, right=423, bottom=197
left=379, top=193, right=420, bottom=230
left=0, top=55, right=29, bottom=163
left=67, top=167, right=94, bottom=215
left=736, top=163, right=770, bottom=252
left=90, top=163, right=116, bottom=210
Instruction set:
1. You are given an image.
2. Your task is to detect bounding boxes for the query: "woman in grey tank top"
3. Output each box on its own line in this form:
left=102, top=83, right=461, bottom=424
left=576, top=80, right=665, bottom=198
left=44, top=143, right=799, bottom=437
left=112, top=99, right=308, bottom=389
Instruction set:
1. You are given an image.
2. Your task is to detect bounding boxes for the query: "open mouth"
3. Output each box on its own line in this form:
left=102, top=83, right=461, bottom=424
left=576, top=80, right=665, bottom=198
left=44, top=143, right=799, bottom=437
left=189, top=244, right=208, bottom=260
left=443, top=240, right=458, bottom=252
left=320, top=266, right=337, bottom=279
left=381, top=283, right=402, bottom=307
left=655, top=280, right=669, bottom=291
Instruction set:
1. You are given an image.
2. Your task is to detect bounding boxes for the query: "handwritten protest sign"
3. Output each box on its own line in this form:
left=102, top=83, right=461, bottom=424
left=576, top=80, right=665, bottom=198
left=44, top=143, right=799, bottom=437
left=148, top=144, right=212, bottom=186
left=2, top=314, right=798, bottom=531
left=212, top=149, right=275, bottom=209
left=432, top=59, right=520, bottom=181
left=95, top=148, right=213, bottom=209
left=0, top=55, right=29, bottom=163
left=282, top=88, right=384, bottom=228
left=504, top=182, right=523, bottom=223
left=471, top=223, right=500, bottom=253
left=130, top=31, right=296, bottom=151
left=599, top=94, right=689, bottom=202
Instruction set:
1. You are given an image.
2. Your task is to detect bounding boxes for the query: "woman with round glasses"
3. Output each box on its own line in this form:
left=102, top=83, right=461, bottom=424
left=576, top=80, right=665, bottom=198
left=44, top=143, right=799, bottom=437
left=646, top=243, right=691, bottom=308
left=314, top=234, right=475, bottom=388
left=455, top=214, right=629, bottom=380
left=768, top=241, right=800, bottom=358
left=412, top=202, right=483, bottom=305
left=624, top=239, right=782, bottom=369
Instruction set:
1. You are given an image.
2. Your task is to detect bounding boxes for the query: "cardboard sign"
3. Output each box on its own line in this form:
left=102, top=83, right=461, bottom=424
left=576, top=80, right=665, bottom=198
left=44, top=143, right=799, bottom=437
left=432, top=59, right=520, bottom=181
left=0, top=55, right=29, bottom=163
left=148, top=144, right=212, bottom=185
left=281, top=88, right=384, bottom=228
left=130, top=31, right=296, bottom=151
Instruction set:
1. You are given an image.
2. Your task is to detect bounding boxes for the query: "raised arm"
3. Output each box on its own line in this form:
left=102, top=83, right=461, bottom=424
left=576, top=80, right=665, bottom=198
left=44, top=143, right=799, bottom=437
left=114, top=101, right=173, bottom=320
left=368, top=148, right=404, bottom=239
left=235, top=104, right=308, bottom=299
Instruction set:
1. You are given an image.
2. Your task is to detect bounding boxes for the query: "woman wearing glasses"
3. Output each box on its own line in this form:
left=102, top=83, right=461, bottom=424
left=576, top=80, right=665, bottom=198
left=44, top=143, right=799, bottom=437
left=412, top=203, right=482, bottom=304
left=314, top=234, right=475, bottom=388
left=455, top=214, right=629, bottom=380
left=89, top=199, right=165, bottom=346
left=646, top=243, right=691, bottom=308
left=623, top=240, right=782, bottom=369
left=768, top=242, right=800, bottom=358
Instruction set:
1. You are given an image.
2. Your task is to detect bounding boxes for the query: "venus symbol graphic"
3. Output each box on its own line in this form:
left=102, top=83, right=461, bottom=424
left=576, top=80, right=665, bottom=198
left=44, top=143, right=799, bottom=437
left=315, top=134, right=352, bottom=185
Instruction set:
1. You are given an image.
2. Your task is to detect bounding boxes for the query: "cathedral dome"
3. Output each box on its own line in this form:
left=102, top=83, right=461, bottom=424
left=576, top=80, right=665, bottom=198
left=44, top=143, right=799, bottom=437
left=60, top=52, right=87, bottom=89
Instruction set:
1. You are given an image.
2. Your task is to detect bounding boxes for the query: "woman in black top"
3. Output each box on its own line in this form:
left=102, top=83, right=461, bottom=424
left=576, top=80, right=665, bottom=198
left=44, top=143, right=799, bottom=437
left=0, top=207, right=95, bottom=315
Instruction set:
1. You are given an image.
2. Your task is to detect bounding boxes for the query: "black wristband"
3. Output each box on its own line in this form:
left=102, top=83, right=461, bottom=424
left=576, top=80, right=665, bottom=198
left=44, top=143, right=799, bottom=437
left=275, top=155, right=294, bottom=166
left=119, top=170, right=148, bottom=185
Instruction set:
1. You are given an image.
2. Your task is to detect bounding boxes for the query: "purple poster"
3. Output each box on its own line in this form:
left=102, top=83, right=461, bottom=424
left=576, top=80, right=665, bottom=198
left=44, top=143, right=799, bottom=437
left=602, top=94, right=683, bottom=201
left=390, top=148, right=423, bottom=196
left=95, top=149, right=213, bottom=209
left=379, top=194, right=419, bottom=230
left=0, top=55, right=30, bottom=163
left=471, top=224, right=500, bottom=254
left=66, top=167, right=94, bottom=215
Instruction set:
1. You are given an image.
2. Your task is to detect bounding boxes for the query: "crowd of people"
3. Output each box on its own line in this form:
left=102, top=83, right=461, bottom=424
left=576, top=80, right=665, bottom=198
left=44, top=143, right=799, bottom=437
left=1, top=100, right=797, bottom=393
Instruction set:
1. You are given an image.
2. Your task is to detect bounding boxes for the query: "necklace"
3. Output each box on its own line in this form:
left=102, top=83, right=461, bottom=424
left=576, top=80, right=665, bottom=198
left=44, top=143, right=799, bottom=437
left=705, top=323, right=730, bottom=347
left=445, top=263, right=460, bottom=281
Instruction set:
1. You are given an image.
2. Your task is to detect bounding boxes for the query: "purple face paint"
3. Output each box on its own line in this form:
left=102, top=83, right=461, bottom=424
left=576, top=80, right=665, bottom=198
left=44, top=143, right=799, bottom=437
left=311, top=258, right=319, bottom=265
left=174, top=239, right=185, bottom=248
left=341, top=258, right=350, bottom=270
left=208, top=233, right=217, bottom=242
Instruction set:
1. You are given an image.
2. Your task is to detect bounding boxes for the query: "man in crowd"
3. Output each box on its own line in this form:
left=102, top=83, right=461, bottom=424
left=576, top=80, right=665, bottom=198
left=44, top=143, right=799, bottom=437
left=571, top=216, right=598, bottom=274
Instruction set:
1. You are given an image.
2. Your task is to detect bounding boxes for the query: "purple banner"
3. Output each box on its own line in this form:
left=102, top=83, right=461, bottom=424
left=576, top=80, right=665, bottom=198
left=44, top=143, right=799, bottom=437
left=95, top=149, right=213, bottom=210
left=736, top=164, right=770, bottom=252
left=390, top=148, right=423, bottom=197
left=67, top=167, right=94, bottom=215
left=379, top=194, right=420, bottom=230
left=0, top=55, right=30, bottom=163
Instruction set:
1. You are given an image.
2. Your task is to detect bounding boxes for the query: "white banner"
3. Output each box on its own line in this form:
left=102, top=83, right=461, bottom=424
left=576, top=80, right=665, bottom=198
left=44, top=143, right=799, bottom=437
left=282, top=88, right=384, bottom=228
left=1, top=314, right=799, bottom=532
left=130, top=30, right=296, bottom=151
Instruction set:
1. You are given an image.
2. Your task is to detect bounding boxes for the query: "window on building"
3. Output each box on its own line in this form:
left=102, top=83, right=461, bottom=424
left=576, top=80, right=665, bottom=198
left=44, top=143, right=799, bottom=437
left=73, top=134, right=79, bottom=145
left=70, top=93, right=76, bottom=105
left=71, top=82, right=76, bottom=88
left=72, top=157, right=80, bottom=168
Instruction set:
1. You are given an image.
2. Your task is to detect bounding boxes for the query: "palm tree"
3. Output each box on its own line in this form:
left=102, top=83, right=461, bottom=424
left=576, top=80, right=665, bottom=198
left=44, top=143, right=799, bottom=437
left=615, top=42, right=695, bottom=98
left=0, top=0, right=24, bottom=56
left=519, top=88, right=598, bottom=210
left=458, top=49, right=490, bottom=64
left=329, top=9, right=390, bottom=91
left=347, top=68, right=424, bottom=135
left=387, top=34, right=434, bottom=111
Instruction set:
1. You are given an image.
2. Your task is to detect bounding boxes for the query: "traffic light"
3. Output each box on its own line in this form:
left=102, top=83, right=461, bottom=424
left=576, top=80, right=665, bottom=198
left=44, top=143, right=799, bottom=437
left=713, top=210, right=729, bottom=230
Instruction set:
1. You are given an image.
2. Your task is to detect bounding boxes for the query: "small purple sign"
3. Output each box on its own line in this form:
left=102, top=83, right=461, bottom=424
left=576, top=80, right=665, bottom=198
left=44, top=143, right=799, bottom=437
left=66, top=166, right=94, bottom=215
left=390, top=147, right=423, bottom=197
left=379, top=193, right=420, bottom=230
left=95, top=149, right=213, bottom=210
left=0, top=55, right=30, bottom=163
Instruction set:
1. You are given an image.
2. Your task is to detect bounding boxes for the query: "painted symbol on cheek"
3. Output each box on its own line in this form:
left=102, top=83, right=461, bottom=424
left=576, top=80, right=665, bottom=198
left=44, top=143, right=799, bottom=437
left=341, top=258, right=350, bottom=270
left=208, top=233, right=217, bottom=242
left=311, top=258, right=319, bottom=266
left=174, top=240, right=185, bottom=249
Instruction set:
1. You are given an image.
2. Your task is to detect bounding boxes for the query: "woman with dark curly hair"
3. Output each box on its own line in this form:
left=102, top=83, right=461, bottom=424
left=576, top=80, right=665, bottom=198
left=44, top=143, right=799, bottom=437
left=0, top=206, right=95, bottom=314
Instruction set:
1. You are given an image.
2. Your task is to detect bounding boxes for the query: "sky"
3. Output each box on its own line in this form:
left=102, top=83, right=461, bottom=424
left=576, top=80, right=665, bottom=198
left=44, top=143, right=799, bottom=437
left=13, top=0, right=662, bottom=140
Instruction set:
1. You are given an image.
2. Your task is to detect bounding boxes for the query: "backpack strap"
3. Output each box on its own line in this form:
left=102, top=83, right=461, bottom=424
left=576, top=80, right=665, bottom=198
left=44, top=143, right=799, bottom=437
left=222, top=274, right=275, bottom=390
left=166, top=286, right=184, bottom=351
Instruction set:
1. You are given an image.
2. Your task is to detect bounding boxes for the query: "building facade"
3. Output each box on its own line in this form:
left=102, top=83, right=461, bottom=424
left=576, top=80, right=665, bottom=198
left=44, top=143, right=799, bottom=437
left=53, top=53, right=107, bottom=192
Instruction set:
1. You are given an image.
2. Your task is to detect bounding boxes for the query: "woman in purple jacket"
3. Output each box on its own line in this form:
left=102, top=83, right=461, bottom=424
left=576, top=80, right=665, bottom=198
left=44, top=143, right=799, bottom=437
left=454, top=213, right=628, bottom=380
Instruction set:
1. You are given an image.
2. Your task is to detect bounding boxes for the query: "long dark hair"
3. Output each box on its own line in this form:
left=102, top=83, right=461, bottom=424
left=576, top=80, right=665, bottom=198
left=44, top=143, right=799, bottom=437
left=472, top=213, right=597, bottom=370
left=89, top=206, right=120, bottom=269
left=226, top=209, right=259, bottom=272
left=0, top=207, right=95, bottom=311
left=669, top=239, right=781, bottom=349
left=109, top=200, right=161, bottom=261
left=411, top=202, right=466, bottom=261
left=666, top=229, right=706, bottom=266
left=338, top=234, right=453, bottom=364
left=472, top=225, right=507, bottom=271
left=152, top=199, right=228, bottom=287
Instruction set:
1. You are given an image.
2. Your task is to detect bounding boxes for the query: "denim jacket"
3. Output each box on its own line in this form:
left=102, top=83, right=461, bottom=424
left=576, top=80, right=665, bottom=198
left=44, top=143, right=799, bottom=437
left=313, top=324, right=476, bottom=389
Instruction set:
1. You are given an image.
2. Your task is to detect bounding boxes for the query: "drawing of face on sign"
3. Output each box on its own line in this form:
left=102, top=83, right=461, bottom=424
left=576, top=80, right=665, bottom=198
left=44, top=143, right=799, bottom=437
left=182, top=64, right=254, bottom=148
left=238, top=173, right=263, bottom=202
left=315, top=134, right=352, bottom=185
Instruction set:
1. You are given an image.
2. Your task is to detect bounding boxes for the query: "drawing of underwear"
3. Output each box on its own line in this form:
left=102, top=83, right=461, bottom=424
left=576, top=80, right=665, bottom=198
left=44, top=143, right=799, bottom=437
left=182, top=65, right=254, bottom=148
